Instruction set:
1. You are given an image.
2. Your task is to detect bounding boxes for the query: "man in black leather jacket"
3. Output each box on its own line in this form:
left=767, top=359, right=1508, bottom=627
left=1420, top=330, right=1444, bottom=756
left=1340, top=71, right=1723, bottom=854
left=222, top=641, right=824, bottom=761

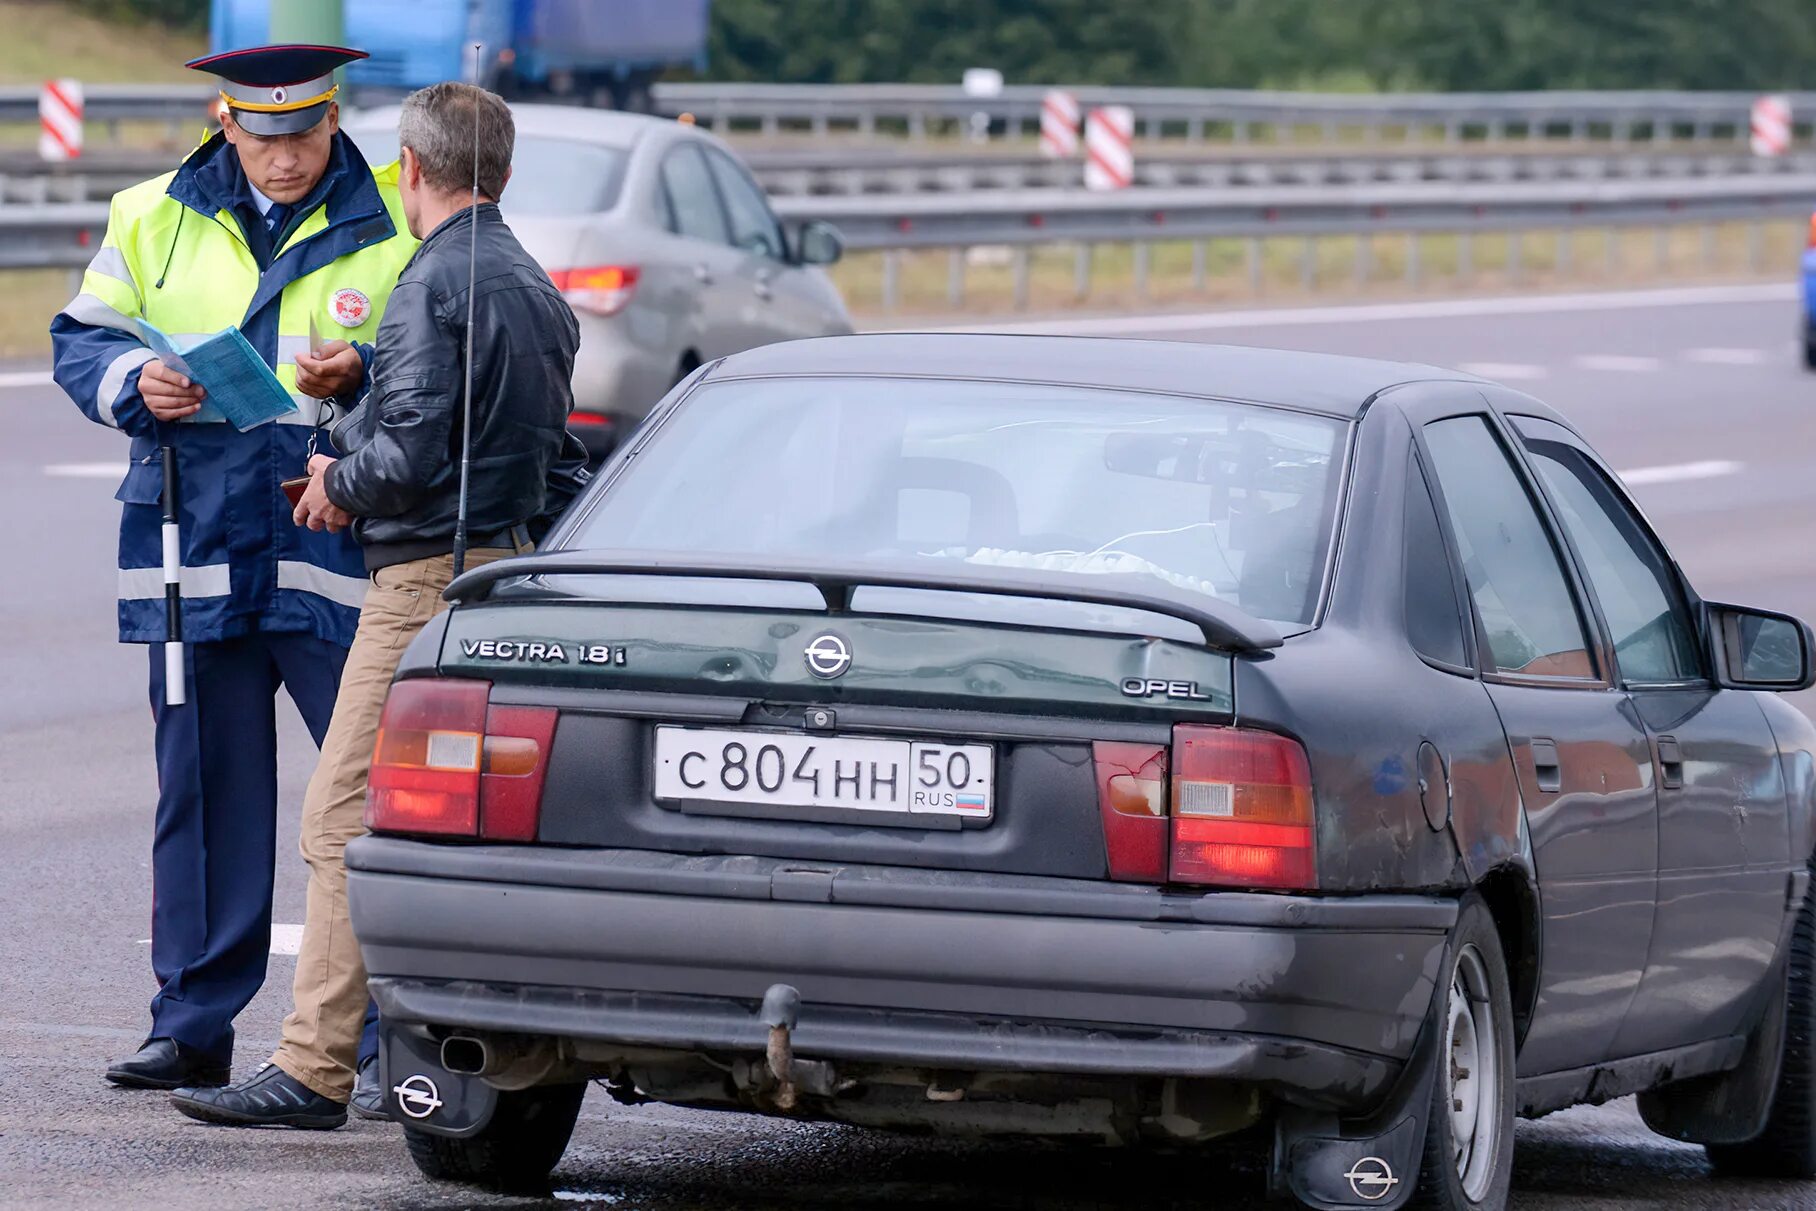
left=173, top=82, right=585, bottom=1130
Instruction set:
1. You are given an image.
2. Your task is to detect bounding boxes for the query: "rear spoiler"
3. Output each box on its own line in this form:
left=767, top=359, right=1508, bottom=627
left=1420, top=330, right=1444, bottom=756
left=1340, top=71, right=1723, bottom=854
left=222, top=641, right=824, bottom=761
left=443, top=549, right=1284, bottom=652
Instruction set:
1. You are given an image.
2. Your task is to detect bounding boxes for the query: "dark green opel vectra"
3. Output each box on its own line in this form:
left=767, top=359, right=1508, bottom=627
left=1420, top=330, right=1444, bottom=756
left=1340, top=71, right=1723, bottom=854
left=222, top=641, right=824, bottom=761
left=347, top=335, right=1816, bottom=1211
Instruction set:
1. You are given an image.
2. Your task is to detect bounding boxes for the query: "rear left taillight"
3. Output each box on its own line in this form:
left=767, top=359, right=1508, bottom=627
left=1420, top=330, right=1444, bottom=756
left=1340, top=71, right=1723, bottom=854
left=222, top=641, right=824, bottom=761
left=1092, top=725, right=1317, bottom=891
left=548, top=265, right=639, bottom=316
left=1807, top=213, right=1816, bottom=249
left=367, top=679, right=558, bottom=841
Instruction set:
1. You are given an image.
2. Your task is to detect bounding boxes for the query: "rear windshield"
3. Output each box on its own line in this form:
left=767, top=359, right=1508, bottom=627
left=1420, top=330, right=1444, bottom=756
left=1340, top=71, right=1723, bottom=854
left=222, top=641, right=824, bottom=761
left=568, top=377, right=1347, bottom=627
left=344, top=128, right=627, bottom=215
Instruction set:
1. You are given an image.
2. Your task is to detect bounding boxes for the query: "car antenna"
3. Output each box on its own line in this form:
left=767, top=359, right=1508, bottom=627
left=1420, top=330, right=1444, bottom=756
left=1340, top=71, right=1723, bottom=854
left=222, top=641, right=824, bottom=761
left=451, top=43, right=482, bottom=579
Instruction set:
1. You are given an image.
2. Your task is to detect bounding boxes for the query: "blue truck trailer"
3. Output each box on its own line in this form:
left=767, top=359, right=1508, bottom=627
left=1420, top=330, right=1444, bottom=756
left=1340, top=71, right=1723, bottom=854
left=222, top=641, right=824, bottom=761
left=210, top=0, right=710, bottom=111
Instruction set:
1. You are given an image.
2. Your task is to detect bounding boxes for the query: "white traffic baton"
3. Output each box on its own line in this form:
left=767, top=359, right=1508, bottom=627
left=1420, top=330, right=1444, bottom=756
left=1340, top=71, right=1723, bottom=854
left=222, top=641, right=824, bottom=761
left=161, top=444, right=185, bottom=707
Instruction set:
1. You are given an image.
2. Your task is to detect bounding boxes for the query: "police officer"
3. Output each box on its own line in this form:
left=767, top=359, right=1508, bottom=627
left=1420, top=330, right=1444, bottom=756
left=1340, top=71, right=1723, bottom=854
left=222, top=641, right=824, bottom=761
left=49, top=45, right=416, bottom=1109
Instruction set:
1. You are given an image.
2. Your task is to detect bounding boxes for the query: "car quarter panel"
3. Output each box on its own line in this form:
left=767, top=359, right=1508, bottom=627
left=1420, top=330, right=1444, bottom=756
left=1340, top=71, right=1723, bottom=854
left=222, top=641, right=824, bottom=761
left=1235, top=395, right=1524, bottom=894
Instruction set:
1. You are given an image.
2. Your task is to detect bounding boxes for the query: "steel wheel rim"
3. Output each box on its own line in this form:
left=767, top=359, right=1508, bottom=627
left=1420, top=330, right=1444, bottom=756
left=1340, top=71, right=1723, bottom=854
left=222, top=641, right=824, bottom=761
left=1445, top=943, right=1500, bottom=1201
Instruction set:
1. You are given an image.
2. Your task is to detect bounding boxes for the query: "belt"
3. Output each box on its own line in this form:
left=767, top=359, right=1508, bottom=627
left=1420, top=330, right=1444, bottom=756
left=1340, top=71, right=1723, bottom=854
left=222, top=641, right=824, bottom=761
left=361, top=524, right=533, bottom=573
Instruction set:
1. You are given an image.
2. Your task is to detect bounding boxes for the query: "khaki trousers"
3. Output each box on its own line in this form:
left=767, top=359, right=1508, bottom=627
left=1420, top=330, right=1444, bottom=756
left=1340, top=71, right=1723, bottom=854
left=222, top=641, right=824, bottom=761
left=270, top=548, right=511, bottom=1100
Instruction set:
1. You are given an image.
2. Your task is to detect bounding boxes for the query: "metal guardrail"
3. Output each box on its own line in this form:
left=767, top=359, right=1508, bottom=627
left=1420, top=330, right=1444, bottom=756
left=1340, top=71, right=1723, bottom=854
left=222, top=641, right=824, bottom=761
left=13, top=173, right=1812, bottom=273
left=652, top=83, right=1816, bottom=144
left=2, top=82, right=1814, bottom=147
left=12, top=144, right=1816, bottom=207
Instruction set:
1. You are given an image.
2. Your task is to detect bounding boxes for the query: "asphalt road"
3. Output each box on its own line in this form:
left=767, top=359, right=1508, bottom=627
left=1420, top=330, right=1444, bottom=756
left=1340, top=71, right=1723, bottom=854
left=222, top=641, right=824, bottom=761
left=5, top=281, right=1816, bottom=1209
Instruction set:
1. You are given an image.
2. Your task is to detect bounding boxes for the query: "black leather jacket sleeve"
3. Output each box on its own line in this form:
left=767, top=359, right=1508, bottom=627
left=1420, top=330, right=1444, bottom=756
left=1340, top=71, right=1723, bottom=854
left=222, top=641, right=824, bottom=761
left=530, top=431, right=594, bottom=542
left=322, top=281, right=456, bottom=519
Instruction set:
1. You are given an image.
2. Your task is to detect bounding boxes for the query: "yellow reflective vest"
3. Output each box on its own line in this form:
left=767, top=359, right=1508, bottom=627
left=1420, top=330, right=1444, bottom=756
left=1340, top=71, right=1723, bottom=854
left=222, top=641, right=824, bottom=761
left=50, top=131, right=418, bottom=645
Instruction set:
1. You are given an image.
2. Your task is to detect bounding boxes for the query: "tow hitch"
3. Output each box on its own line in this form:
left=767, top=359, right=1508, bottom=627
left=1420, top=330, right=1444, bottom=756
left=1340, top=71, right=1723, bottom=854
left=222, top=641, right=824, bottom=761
left=753, top=983, right=852, bottom=1111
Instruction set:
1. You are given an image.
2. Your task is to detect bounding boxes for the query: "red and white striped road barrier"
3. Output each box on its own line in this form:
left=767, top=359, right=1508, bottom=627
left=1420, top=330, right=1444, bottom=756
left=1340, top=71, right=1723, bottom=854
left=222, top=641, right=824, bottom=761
left=1751, top=94, right=1791, bottom=158
left=39, top=78, right=83, bottom=162
left=1039, top=90, right=1079, bottom=159
left=1084, top=105, right=1134, bottom=190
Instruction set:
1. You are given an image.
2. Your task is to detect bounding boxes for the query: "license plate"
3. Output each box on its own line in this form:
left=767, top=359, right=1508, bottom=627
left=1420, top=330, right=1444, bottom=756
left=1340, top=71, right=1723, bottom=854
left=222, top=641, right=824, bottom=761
left=653, top=727, right=993, bottom=819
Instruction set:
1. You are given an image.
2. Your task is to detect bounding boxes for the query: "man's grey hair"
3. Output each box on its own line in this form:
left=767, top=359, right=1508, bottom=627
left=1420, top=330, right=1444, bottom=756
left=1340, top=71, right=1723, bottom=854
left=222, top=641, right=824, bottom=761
left=398, top=82, right=514, bottom=201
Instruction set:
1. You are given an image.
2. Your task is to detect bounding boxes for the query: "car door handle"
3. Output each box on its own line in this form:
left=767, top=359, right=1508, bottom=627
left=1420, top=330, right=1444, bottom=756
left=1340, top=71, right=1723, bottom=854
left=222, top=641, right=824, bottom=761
left=1656, top=736, right=1684, bottom=790
left=753, top=269, right=774, bottom=300
left=1531, top=738, right=1561, bottom=794
left=693, top=263, right=714, bottom=285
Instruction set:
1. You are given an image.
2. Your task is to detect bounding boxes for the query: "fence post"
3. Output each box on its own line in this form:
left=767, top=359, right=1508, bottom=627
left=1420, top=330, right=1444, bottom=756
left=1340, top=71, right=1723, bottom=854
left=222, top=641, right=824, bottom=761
left=1654, top=226, right=1670, bottom=274
left=1355, top=234, right=1372, bottom=286
left=1406, top=233, right=1421, bottom=287
left=1134, top=242, right=1150, bottom=298
left=881, top=249, right=900, bottom=311
left=1700, top=224, right=1716, bottom=270
left=1509, top=231, right=1523, bottom=284
left=1746, top=220, right=1763, bottom=271
left=1458, top=232, right=1475, bottom=281
left=1192, top=240, right=1208, bottom=292
left=1247, top=237, right=1263, bottom=294
left=948, top=248, right=965, bottom=307
left=1075, top=243, right=1092, bottom=301
left=1557, top=229, right=1573, bottom=277
left=1012, top=247, right=1031, bottom=310
left=1300, top=236, right=1317, bottom=290
left=1604, top=227, right=1619, bottom=277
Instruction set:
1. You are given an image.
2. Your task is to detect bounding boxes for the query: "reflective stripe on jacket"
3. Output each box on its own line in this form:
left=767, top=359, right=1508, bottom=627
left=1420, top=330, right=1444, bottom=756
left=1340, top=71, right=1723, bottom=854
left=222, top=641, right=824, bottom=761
left=49, top=131, right=418, bottom=646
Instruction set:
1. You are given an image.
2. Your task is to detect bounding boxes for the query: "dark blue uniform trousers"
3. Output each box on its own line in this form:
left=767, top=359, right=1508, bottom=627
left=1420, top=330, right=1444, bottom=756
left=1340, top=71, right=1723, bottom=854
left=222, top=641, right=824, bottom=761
left=147, top=635, right=378, bottom=1065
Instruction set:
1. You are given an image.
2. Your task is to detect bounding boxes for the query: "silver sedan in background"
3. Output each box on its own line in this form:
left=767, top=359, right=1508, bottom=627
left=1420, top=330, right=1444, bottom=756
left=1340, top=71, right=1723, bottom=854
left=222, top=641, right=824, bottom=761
left=344, top=105, right=855, bottom=454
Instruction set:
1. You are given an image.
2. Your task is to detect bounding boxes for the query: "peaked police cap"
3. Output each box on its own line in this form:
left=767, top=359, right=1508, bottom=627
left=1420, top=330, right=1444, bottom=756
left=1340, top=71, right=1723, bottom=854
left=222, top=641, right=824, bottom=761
left=185, top=44, right=368, bottom=137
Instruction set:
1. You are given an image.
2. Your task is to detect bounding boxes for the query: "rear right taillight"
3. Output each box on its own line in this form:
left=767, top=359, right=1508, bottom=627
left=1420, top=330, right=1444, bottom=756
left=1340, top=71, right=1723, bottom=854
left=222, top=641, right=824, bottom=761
left=367, top=679, right=557, bottom=841
left=549, top=265, right=639, bottom=316
left=1170, top=726, right=1317, bottom=890
left=1807, top=212, right=1816, bottom=249
left=1093, top=725, right=1318, bottom=891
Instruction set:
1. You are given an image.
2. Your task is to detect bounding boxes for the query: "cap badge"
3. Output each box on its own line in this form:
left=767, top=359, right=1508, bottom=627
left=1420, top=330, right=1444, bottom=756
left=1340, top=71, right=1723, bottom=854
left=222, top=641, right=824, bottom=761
left=270, top=85, right=289, bottom=105
left=329, top=288, right=371, bottom=328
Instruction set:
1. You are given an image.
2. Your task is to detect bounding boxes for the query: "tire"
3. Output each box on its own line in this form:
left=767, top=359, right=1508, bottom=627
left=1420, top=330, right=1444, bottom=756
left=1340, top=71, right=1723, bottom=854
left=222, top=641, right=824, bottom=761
left=403, top=1082, right=587, bottom=1193
left=1409, top=894, right=1516, bottom=1210
left=1706, top=877, right=1816, bottom=1178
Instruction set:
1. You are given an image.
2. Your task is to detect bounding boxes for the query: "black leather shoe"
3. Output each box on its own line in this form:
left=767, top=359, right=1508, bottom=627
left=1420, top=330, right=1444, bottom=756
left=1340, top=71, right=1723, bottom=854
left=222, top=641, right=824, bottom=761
left=106, top=1038, right=229, bottom=1090
left=170, top=1062, right=347, bottom=1130
left=349, top=1056, right=389, bottom=1121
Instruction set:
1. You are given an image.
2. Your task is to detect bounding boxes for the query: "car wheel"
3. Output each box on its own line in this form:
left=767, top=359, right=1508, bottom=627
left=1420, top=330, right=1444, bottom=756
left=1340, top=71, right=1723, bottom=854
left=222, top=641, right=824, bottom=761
left=1706, top=876, right=1816, bottom=1178
left=1409, top=895, right=1515, bottom=1210
left=402, top=1082, right=587, bottom=1193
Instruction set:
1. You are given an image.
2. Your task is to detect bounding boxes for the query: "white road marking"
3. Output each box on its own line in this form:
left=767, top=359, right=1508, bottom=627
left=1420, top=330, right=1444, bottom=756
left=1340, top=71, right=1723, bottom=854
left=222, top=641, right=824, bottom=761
left=137, top=923, right=305, bottom=955
left=1457, top=361, right=1548, bottom=381
left=921, top=282, right=1798, bottom=337
left=1684, top=347, right=1770, bottom=365
left=0, top=370, right=53, bottom=390
left=1616, top=459, right=1744, bottom=486
left=1575, top=354, right=1662, bottom=372
left=44, top=462, right=124, bottom=478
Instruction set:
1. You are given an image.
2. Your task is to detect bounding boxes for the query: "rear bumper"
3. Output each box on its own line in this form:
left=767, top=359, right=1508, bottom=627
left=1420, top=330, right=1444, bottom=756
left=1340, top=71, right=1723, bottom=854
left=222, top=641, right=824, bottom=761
left=348, top=838, right=1456, bottom=1110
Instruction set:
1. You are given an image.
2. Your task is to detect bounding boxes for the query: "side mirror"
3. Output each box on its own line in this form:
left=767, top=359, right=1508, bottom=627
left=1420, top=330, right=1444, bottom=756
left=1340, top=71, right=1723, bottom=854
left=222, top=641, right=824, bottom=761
left=794, top=219, right=844, bottom=266
left=1708, top=602, right=1816, bottom=690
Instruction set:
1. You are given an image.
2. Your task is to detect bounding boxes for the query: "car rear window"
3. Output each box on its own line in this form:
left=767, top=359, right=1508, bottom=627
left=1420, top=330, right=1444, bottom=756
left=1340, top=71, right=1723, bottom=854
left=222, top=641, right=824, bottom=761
left=568, top=377, right=1348, bottom=627
left=344, top=127, right=627, bottom=215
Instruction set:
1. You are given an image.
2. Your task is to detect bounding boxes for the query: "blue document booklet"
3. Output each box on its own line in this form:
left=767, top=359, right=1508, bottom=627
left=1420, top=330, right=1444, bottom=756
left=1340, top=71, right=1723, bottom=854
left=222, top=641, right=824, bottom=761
left=135, top=319, right=297, bottom=432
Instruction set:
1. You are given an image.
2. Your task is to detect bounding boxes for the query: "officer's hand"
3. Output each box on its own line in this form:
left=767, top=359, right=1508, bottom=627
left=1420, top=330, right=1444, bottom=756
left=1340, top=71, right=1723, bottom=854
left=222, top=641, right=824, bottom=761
left=294, top=340, right=364, bottom=400
left=292, top=461, right=354, bottom=534
left=139, top=359, right=206, bottom=421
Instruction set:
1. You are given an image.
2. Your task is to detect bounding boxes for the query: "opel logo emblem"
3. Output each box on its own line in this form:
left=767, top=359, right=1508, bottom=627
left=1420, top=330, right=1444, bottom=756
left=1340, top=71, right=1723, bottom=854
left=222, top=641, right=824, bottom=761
left=392, top=1073, right=444, bottom=1120
left=804, top=632, right=851, bottom=679
left=1342, top=1156, right=1400, bottom=1201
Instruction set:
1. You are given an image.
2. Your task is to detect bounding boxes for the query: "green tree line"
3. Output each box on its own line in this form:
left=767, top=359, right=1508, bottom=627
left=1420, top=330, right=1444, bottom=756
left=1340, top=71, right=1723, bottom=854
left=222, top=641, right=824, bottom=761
left=77, top=0, right=1816, bottom=91
left=708, top=0, right=1816, bottom=91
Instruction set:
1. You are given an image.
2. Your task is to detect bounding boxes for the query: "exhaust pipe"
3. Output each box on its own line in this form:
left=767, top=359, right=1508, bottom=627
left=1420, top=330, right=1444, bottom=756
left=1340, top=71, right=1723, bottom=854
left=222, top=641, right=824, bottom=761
left=440, top=1034, right=489, bottom=1076
left=438, top=1033, right=560, bottom=1090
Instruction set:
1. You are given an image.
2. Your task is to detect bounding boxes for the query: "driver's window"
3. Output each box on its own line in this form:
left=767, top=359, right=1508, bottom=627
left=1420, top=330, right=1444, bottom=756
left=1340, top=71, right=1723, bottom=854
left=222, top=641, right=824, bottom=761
left=703, top=149, right=784, bottom=260
left=1515, top=418, right=1702, bottom=685
left=1422, top=415, right=1597, bottom=680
